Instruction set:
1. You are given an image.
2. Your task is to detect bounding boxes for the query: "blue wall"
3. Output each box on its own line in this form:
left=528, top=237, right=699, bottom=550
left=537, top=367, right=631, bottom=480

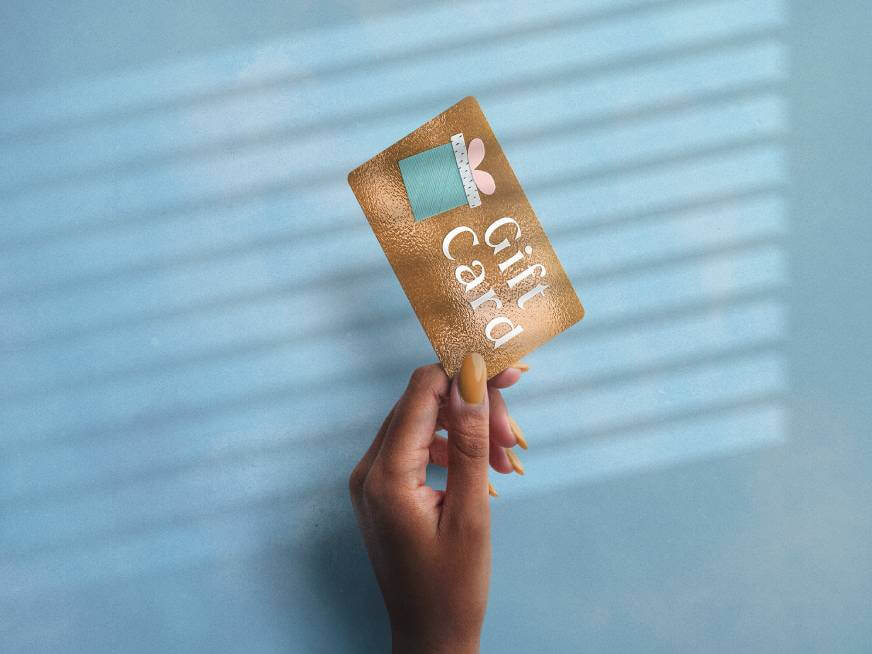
left=1, top=1, right=870, bottom=651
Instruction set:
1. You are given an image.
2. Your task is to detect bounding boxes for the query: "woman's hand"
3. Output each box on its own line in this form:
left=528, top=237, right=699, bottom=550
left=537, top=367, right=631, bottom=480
left=348, top=353, right=525, bottom=653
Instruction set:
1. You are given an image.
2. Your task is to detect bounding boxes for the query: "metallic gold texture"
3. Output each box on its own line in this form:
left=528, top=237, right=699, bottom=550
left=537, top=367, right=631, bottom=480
left=348, top=97, right=584, bottom=379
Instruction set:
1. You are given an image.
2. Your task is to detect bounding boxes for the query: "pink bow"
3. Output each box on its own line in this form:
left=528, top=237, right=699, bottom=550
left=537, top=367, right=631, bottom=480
left=468, top=138, right=495, bottom=195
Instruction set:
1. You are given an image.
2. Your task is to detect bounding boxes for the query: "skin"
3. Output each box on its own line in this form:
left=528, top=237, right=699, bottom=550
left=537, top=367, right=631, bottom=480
left=349, top=361, right=522, bottom=653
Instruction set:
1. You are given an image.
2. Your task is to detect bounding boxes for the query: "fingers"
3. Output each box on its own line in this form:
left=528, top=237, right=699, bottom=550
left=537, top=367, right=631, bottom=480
left=434, top=433, right=502, bottom=499
left=441, top=353, right=491, bottom=533
left=434, top=372, right=519, bottom=473
left=349, top=406, right=395, bottom=505
left=488, top=387, right=517, bottom=450
left=488, top=367, right=522, bottom=389
left=373, top=364, right=449, bottom=487
left=430, top=432, right=513, bottom=474
left=357, top=357, right=528, bottom=511
left=435, top=378, right=512, bottom=430
left=489, top=441, right=513, bottom=474
left=359, top=406, right=396, bottom=471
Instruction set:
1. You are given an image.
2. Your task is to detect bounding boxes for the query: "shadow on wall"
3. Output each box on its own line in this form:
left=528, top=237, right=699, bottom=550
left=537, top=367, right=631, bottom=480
left=0, top=1, right=791, bottom=648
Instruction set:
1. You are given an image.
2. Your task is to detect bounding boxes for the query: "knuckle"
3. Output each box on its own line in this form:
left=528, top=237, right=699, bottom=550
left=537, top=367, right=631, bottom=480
left=348, top=465, right=365, bottom=499
left=450, top=422, right=489, bottom=460
left=407, top=364, right=445, bottom=395
left=349, top=467, right=374, bottom=511
left=361, top=470, right=384, bottom=502
left=453, top=409, right=487, bottom=435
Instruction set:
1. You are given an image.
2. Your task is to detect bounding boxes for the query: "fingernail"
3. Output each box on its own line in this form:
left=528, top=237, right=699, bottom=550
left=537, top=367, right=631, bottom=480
left=505, top=448, right=525, bottom=475
left=488, top=482, right=499, bottom=497
left=511, top=360, right=530, bottom=372
left=508, top=416, right=528, bottom=450
left=459, top=352, right=486, bottom=404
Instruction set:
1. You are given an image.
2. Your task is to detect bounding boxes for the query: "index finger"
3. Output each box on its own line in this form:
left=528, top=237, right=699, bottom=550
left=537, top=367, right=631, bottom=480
left=372, top=364, right=450, bottom=487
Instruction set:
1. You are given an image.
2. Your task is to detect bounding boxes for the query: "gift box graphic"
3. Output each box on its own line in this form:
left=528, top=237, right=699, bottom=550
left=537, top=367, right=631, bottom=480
left=398, top=133, right=496, bottom=221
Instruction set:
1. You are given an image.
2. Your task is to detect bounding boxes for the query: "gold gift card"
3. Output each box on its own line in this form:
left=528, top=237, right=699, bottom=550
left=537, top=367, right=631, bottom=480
left=348, top=96, right=584, bottom=378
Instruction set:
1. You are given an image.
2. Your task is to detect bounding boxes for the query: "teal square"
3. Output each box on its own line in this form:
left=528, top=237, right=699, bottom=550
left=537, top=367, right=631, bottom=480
left=398, top=143, right=468, bottom=221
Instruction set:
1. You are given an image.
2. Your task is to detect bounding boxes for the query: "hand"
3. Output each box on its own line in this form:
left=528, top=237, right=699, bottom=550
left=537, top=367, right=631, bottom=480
left=348, top=353, right=526, bottom=653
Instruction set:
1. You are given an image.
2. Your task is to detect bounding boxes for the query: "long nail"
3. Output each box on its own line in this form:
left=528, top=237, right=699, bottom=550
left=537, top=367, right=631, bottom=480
left=459, top=352, right=486, bottom=404
left=511, top=360, right=530, bottom=372
left=488, top=482, right=499, bottom=497
left=505, top=448, right=525, bottom=475
left=508, top=415, right=528, bottom=450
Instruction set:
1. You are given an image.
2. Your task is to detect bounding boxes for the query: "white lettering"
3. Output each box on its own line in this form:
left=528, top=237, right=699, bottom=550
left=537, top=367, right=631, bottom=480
left=485, top=316, right=524, bottom=348
left=484, top=217, right=521, bottom=255
left=442, top=225, right=479, bottom=261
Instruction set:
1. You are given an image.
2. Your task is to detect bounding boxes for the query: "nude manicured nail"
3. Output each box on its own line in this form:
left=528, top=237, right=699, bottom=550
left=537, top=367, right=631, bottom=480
left=511, top=360, right=530, bottom=372
left=488, top=482, right=499, bottom=497
left=505, top=448, right=525, bottom=475
left=508, top=415, right=528, bottom=450
left=459, top=352, right=486, bottom=404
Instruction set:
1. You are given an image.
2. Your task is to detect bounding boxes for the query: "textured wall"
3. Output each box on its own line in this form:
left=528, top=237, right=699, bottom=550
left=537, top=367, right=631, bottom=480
left=1, top=1, right=870, bottom=652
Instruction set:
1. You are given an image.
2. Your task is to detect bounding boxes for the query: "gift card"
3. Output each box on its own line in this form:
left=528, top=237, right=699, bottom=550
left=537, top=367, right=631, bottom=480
left=348, top=96, right=584, bottom=378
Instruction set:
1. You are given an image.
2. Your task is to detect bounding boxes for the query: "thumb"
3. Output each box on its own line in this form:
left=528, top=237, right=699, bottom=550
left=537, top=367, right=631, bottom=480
left=442, top=352, right=491, bottom=532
